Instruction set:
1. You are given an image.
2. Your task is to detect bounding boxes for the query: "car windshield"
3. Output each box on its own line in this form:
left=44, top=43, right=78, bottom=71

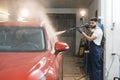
left=0, top=26, right=46, bottom=52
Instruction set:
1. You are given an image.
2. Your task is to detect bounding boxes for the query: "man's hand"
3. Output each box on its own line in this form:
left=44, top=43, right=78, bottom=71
left=77, top=27, right=83, bottom=33
left=84, top=23, right=91, bottom=29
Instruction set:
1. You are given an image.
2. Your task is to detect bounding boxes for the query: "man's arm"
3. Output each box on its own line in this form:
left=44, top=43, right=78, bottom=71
left=77, top=27, right=96, bottom=42
left=87, top=28, right=93, bottom=33
left=82, top=32, right=96, bottom=42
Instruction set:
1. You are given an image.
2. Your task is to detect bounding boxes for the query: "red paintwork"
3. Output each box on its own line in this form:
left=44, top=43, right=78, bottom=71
left=0, top=22, right=41, bottom=27
left=0, top=22, right=69, bottom=80
left=0, top=52, right=49, bottom=80
left=55, top=42, right=69, bottom=51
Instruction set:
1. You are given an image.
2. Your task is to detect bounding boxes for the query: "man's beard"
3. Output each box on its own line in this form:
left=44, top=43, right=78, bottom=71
left=91, top=25, right=96, bottom=28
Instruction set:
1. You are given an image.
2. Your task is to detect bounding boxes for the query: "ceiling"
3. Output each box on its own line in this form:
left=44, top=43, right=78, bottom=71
left=37, top=0, right=93, bottom=8
left=0, top=0, right=93, bottom=8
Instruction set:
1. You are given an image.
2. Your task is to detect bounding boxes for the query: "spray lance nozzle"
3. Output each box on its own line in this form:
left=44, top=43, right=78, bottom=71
left=65, top=23, right=91, bottom=32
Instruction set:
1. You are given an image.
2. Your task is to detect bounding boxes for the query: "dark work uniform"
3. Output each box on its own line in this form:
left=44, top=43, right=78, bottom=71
left=88, top=27, right=103, bottom=80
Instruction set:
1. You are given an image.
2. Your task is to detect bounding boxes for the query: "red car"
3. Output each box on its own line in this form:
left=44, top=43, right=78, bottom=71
left=0, top=22, right=69, bottom=80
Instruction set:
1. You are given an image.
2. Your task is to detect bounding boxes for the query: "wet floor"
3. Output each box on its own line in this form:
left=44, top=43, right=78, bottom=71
left=63, top=53, right=88, bottom=80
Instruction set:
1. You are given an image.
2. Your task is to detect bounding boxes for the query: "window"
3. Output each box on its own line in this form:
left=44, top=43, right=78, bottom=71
left=0, top=27, right=46, bottom=52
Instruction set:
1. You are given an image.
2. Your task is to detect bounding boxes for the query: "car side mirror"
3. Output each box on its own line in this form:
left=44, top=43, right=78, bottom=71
left=54, top=42, right=69, bottom=55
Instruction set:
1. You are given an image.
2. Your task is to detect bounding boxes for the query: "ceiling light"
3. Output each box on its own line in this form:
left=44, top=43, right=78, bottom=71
left=80, top=10, right=86, bottom=17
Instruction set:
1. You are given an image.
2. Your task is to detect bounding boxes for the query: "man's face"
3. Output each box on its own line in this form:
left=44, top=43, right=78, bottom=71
left=90, top=21, right=97, bottom=28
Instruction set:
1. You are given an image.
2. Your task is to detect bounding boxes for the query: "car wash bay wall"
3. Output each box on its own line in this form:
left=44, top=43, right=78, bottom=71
left=99, top=0, right=120, bottom=79
left=47, top=8, right=89, bottom=55
left=88, top=0, right=98, bottom=19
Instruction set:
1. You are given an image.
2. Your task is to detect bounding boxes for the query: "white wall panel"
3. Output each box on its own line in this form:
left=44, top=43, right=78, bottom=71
left=100, top=0, right=120, bottom=79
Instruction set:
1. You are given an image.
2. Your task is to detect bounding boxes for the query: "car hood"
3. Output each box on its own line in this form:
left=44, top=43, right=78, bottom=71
left=0, top=51, right=51, bottom=80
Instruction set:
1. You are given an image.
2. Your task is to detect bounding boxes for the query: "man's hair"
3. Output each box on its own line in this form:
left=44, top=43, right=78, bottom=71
left=90, top=17, right=98, bottom=22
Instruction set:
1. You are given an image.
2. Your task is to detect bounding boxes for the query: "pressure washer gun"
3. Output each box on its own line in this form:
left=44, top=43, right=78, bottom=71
left=56, top=23, right=91, bottom=35
left=66, top=23, right=90, bottom=32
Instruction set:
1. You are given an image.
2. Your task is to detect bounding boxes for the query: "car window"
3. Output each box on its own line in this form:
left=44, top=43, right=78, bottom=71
left=0, top=26, right=46, bottom=52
